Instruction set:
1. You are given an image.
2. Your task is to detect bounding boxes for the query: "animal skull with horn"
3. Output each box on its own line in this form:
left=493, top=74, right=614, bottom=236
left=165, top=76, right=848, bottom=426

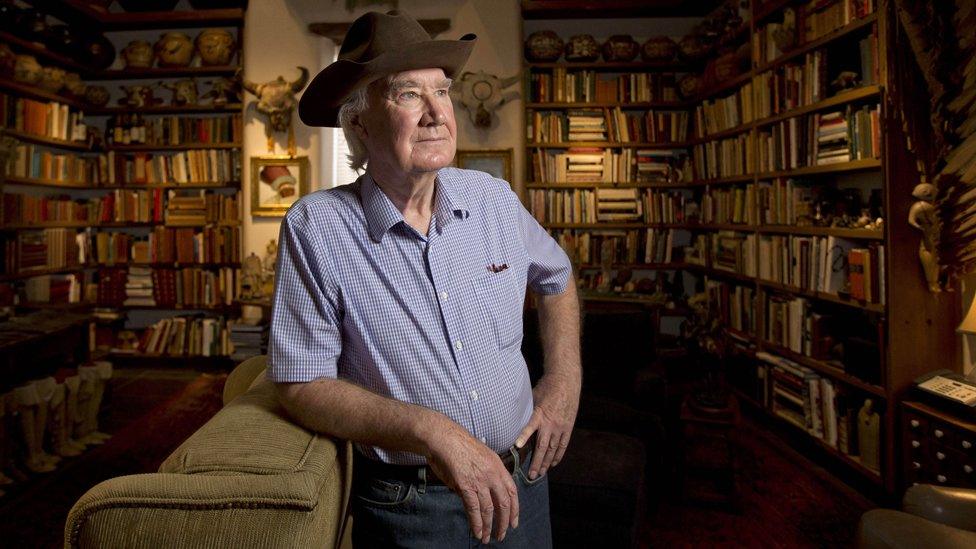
left=450, top=70, right=521, bottom=128
left=239, top=67, right=310, bottom=155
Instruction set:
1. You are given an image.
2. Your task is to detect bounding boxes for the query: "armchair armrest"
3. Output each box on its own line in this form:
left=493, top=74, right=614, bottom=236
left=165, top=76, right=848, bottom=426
left=903, top=484, right=976, bottom=533
left=66, top=465, right=346, bottom=549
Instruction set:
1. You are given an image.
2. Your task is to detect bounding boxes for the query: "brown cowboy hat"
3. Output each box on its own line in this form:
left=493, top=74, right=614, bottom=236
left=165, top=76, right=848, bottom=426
left=299, top=10, right=476, bottom=128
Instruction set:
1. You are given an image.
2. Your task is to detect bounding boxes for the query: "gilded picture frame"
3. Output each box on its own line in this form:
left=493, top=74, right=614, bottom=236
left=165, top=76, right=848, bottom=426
left=455, top=148, right=514, bottom=183
left=250, top=155, right=310, bottom=217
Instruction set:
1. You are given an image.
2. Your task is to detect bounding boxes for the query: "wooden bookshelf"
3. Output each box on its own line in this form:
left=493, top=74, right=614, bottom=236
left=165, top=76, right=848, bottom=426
left=3, top=129, right=92, bottom=152
left=525, top=60, right=690, bottom=71
left=0, top=78, right=89, bottom=110
left=88, top=104, right=245, bottom=116
left=757, top=279, right=886, bottom=314
left=757, top=158, right=882, bottom=179
left=526, top=101, right=688, bottom=109
left=109, top=142, right=242, bottom=151
left=91, top=66, right=239, bottom=80
left=753, top=85, right=882, bottom=128
left=527, top=141, right=689, bottom=148
left=0, top=30, right=92, bottom=75
left=2, top=175, right=94, bottom=189
left=1, top=177, right=241, bottom=190
left=757, top=13, right=879, bottom=73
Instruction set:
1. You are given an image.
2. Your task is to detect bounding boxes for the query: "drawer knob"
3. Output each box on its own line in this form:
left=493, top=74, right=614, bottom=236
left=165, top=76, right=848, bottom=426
left=963, top=441, right=972, bottom=449
left=937, top=474, right=947, bottom=483
left=937, top=452, right=947, bottom=460
left=965, top=465, right=973, bottom=474
left=912, top=461, right=921, bottom=470
left=935, top=429, right=945, bottom=438
left=912, top=440, right=921, bottom=448
left=911, top=419, right=921, bottom=428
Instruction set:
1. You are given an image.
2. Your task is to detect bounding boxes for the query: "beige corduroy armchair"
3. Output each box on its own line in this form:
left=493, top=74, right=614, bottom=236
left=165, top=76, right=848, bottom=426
left=64, top=356, right=353, bottom=548
left=858, top=484, right=976, bottom=548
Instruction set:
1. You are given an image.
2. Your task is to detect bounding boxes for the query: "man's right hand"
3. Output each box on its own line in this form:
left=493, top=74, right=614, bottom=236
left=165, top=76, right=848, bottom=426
left=425, top=422, right=519, bottom=544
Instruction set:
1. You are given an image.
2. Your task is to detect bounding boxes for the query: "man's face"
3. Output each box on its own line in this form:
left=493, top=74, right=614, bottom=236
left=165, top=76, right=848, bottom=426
left=356, top=68, right=456, bottom=177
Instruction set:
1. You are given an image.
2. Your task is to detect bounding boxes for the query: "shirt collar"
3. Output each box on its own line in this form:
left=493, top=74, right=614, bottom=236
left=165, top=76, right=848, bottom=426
left=360, top=170, right=470, bottom=242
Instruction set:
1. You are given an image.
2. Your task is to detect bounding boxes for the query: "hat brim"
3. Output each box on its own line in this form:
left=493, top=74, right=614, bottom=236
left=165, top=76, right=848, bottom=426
left=299, top=34, right=477, bottom=128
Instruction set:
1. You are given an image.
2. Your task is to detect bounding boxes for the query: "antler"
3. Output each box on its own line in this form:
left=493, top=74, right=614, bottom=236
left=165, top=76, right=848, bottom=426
left=290, top=67, right=310, bottom=94
left=236, top=68, right=259, bottom=97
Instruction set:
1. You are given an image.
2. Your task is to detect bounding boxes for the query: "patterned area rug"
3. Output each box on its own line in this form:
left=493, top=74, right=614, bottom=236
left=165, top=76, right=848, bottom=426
left=0, top=370, right=226, bottom=549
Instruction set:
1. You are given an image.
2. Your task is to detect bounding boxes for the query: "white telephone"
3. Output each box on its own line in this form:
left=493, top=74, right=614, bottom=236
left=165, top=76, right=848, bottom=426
left=915, top=370, right=976, bottom=407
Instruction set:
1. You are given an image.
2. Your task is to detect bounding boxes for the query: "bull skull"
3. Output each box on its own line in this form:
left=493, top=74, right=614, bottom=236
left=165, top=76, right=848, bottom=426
left=240, top=67, right=310, bottom=153
left=450, top=70, right=520, bottom=128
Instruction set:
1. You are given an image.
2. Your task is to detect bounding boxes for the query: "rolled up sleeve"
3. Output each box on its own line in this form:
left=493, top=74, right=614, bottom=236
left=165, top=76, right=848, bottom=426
left=267, top=204, right=343, bottom=383
left=516, top=196, right=572, bottom=295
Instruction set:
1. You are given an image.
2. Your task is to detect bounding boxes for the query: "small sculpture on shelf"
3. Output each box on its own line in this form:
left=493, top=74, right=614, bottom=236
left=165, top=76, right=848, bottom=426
left=201, top=77, right=241, bottom=106
left=241, top=253, right=265, bottom=300
left=261, top=239, right=278, bottom=297
left=160, top=78, right=199, bottom=106
left=771, top=7, right=798, bottom=52
left=908, top=182, right=944, bottom=292
left=831, top=71, right=860, bottom=93
left=119, top=84, right=162, bottom=108
left=240, top=67, right=310, bottom=156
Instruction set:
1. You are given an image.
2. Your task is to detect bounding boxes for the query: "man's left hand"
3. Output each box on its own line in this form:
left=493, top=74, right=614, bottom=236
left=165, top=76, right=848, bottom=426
left=515, top=372, right=581, bottom=480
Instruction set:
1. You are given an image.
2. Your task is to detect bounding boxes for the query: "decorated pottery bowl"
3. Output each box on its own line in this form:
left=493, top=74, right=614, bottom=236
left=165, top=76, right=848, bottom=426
left=122, top=40, right=154, bottom=68
left=565, top=34, right=599, bottom=62
left=603, top=35, right=639, bottom=62
left=13, top=54, right=43, bottom=85
left=155, top=32, right=194, bottom=68
left=84, top=85, right=111, bottom=107
left=196, top=28, right=236, bottom=66
left=525, top=31, right=563, bottom=62
left=641, top=36, right=677, bottom=62
left=38, top=66, right=66, bottom=93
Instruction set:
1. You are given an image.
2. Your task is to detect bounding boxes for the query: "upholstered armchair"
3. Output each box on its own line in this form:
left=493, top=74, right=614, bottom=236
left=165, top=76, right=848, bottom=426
left=858, top=484, right=976, bottom=548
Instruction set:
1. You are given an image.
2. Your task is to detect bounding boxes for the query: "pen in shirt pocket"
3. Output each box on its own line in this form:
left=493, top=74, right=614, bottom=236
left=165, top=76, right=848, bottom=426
left=487, top=263, right=508, bottom=273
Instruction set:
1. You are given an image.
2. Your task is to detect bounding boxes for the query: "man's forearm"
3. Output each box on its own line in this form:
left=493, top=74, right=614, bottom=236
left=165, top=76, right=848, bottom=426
left=276, top=377, right=451, bottom=457
left=536, top=276, right=582, bottom=383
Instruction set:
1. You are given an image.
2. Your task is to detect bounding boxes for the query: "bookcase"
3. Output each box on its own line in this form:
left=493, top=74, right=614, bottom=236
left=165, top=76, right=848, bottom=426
left=0, top=1, right=245, bottom=369
left=520, top=0, right=958, bottom=495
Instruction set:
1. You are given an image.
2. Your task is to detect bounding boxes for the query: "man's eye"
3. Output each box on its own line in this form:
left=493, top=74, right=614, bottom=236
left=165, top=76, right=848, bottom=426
left=400, top=92, right=419, bottom=100
left=435, top=89, right=449, bottom=97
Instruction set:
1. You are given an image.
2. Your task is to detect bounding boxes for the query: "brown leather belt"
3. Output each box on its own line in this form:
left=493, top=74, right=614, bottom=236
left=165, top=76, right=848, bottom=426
left=354, top=443, right=532, bottom=486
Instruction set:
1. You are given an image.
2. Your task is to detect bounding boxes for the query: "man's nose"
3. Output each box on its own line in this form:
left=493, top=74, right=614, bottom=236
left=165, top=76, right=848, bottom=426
left=420, top=95, right=448, bottom=126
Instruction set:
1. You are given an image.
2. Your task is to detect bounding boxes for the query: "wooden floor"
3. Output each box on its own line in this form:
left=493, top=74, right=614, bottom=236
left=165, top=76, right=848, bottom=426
left=0, top=369, right=877, bottom=548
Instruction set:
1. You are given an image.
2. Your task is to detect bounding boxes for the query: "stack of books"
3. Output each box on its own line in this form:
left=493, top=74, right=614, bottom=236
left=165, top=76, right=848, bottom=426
left=229, top=317, right=269, bottom=361
left=567, top=110, right=607, bottom=141
left=123, top=266, right=156, bottom=307
left=165, top=191, right=208, bottom=226
left=596, top=188, right=642, bottom=221
left=814, top=111, right=851, bottom=165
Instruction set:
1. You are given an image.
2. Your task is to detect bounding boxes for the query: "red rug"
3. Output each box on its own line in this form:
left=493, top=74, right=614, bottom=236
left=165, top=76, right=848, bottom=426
left=0, top=372, right=226, bottom=548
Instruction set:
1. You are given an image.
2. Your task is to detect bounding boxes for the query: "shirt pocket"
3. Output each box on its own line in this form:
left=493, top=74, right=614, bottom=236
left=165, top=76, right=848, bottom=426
left=471, top=269, right=524, bottom=351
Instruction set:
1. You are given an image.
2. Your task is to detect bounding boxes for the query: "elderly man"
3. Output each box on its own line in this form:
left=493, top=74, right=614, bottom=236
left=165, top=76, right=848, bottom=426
left=268, top=10, right=581, bottom=548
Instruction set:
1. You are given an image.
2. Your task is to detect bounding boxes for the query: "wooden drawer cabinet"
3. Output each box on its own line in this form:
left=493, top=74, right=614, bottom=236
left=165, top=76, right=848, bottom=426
left=902, top=401, right=976, bottom=491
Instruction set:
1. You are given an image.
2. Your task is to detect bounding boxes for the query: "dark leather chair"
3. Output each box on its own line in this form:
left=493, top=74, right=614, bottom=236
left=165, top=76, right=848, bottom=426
left=857, top=484, right=976, bottom=548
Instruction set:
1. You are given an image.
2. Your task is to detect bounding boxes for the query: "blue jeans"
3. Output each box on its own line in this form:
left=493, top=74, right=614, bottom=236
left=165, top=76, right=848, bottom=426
left=351, top=447, right=552, bottom=548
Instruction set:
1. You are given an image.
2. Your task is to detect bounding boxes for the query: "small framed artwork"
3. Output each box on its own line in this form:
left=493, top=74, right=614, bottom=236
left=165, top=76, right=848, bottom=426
left=455, top=148, right=513, bottom=182
left=250, top=155, right=310, bottom=217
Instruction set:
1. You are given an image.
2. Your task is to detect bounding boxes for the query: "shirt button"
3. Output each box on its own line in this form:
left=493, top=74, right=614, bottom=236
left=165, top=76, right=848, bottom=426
left=479, top=437, right=486, bottom=443
left=439, top=291, right=448, bottom=300
left=455, top=340, right=463, bottom=351
left=470, top=390, right=478, bottom=401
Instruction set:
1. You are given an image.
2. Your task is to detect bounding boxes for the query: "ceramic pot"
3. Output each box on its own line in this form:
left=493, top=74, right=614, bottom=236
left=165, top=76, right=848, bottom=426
left=13, top=55, right=43, bottom=85
left=602, top=35, right=638, bottom=62
left=564, top=34, right=599, bottom=62
left=84, top=85, right=111, bottom=107
left=0, top=43, right=15, bottom=77
left=195, top=28, right=236, bottom=66
left=77, top=33, right=115, bottom=70
left=678, top=34, right=712, bottom=63
left=38, top=66, right=66, bottom=93
left=155, top=32, right=194, bottom=67
left=121, top=40, right=154, bottom=68
left=118, top=0, right=178, bottom=11
left=641, top=36, right=677, bottom=62
left=524, top=31, right=563, bottom=62
left=63, top=72, right=87, bottom=97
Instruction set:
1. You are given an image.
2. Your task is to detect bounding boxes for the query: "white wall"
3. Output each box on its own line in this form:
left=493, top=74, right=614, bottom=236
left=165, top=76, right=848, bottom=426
left=242, top=0, right=521, bottom=258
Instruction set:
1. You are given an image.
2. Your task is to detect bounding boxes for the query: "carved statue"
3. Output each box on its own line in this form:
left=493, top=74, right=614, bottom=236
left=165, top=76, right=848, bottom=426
left=201, top=77, right=240, bottom=106
left=261, top=239, right=278, bottom=296
left=239, top=67, right=309, bottom=156
left=450, top=70, right=520, bottom=128
left=908, top=182, right=943, bottom=292
left=241, top=252, right=264, bottom=300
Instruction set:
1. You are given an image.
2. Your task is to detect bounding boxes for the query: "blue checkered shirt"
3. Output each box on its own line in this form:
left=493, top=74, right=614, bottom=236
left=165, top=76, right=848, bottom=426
left=267, top=168, right=572, bottom=465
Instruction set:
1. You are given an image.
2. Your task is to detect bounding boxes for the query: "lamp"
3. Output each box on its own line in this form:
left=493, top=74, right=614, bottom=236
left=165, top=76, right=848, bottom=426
left=959, top=293, right=976, bottom=382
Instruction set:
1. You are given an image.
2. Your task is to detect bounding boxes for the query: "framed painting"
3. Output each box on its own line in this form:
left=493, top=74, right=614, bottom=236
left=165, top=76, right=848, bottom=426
left=455, top=148, right=513, bottom=183
left=250, top=155, right=310, bottom=217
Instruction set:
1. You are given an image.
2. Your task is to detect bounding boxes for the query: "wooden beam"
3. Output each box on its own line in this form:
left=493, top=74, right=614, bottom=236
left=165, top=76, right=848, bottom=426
left=309, top=18, right=452, bottom=44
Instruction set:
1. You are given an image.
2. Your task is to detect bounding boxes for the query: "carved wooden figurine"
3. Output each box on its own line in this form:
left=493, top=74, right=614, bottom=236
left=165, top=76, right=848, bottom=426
left=908, top=182, right=943, bottom=292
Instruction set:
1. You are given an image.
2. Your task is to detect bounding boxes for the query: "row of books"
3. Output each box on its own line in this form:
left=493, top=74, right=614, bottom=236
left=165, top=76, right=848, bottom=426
left=754, top=0, right=875, bottom=64
left=527, top=69, right=679, bottom=104
left=685, top=230, right=759, bottom=275
left=552, top=228, right=676, bottom=265
left=21, top=272, right=84, bottom=303
left=754, top=178, right=816, bottom=225
left=530, top=147, right=686, bottom=184
left=97, top=266, right=239, bottom=308
left=528, top=188, right=597, bottom=224
left=764, top=294, right=829, bottom=355
left=1, top=228, right=80, bottom=273
left=700, top=185, right=757, bottom=225
left=1, top=189, right=240, bottom=225
left=6, top=142, right=104, bottom=184
left=134, top=315, right=232, bottom=357
left=757, top=234, right=885, bottom=303
left=228, top=317, right=268, bottom=361
left=105, top=149, right=242, bottom=186
left=757, top=350, right=879, bottom=469
left=0, top=95, right=87, bottom=143
left=755, top=105, right=880, bottom=171
left=704, top=279, right=756, bottom=335
left=109, top=115, right=242, bottom=147
left=526, top=108, right=689, bottom=144
left=693, top=81, right=755, bottom=137
left=753, top=51, right=829, bottom=119
left=692, top=134, right=754, bottom=180
left=2, top=225, right=241, bottom=274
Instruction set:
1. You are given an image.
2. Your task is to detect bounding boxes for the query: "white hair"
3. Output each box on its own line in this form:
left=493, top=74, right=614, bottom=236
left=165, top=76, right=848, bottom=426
left=338, top=86, right=370, bottom=171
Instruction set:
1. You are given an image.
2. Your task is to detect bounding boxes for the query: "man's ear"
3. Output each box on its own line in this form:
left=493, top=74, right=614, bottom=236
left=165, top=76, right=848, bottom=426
left=351, top=113, right=368, bottom=140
